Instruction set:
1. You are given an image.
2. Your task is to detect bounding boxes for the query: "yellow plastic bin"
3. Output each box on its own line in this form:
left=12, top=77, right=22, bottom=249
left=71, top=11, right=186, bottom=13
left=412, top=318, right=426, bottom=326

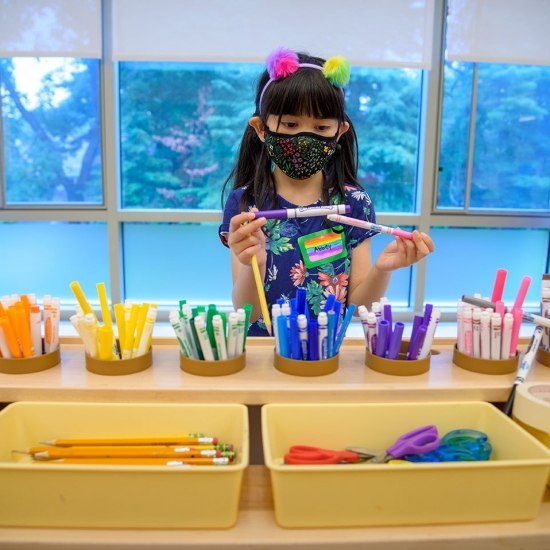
left=262, top=401, right=550, bottom=528
left=0, top=401, right=249, bottom=529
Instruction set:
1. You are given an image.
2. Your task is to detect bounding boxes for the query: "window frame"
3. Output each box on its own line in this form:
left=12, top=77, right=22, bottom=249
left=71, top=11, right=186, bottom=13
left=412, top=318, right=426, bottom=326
left=1, top=0, right=548, bottom=323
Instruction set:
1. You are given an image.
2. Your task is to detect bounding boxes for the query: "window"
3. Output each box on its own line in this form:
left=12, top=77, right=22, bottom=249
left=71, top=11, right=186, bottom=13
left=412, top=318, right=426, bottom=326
left=1, top=57, right=102, bottom=205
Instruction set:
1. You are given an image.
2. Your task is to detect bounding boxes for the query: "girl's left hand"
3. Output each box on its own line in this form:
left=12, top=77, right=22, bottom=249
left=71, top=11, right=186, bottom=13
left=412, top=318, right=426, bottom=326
left=374, top=230, right=435, bottom=273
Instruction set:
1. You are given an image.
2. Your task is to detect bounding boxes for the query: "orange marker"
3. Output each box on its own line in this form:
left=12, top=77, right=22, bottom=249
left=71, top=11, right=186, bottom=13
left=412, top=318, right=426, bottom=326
left=0, top=317, right=22, bottom=358
left=6, top=306, right=20, bottom=345
left=15, top=308, right=34, bottom=357
left=20, top=295, right=31, bottom=328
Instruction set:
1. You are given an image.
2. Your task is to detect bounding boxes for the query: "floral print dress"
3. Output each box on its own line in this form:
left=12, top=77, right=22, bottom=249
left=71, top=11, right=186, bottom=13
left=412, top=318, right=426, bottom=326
left=219, top=185, right=377, bottom=336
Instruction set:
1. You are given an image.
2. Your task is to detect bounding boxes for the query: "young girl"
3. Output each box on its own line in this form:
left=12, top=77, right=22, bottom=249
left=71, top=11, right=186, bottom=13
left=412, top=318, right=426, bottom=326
left=220, top=48, right=434, bottom=336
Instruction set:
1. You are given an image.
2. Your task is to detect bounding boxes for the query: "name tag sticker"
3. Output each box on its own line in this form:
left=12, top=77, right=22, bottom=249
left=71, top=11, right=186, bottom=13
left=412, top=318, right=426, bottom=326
left=298, top=227, right=347, bottom=268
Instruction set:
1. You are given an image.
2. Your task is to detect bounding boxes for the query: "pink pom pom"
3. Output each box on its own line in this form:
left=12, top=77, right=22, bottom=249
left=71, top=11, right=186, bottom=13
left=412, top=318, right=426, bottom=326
left=266, top=48, right=299, bottom=80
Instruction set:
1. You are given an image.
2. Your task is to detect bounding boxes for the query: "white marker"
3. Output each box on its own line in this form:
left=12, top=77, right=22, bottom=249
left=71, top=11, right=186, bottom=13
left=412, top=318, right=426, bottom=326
left=297, top=314, right=308, bottom=360
left=317, top=312, right=329, bottom=360
left=463, top=306, right=473, bottom=356
left=480, top=310, right=491, bottom=359
left=212, top=315, right=227, bottom=361
left=193, top=316, right=214, bottom=361
left=501, top=312, right=514, bottom=362
left=490, top=313, right=502, bottom=360
left=136, top=307, right=157, bottom=357
left=226, top=312, right=239, bottom=359
left=472, top=307, right=481, bottom=358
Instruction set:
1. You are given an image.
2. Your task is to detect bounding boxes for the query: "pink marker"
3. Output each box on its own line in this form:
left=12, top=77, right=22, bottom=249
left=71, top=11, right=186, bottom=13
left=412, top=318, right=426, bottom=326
left=326, top=214, right=414, bottom=240
left=490, top=268, right=507, bottom=303
left=495, top=300, right=505, bottom=322
left=512, top=276, right=532, bottom=311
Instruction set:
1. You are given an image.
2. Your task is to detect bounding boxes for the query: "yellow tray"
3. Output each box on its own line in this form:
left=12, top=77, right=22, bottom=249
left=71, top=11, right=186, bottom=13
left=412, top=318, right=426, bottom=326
left=262, top=401, right=550, bottom=528
left=0, top=402, right=248, bottom=529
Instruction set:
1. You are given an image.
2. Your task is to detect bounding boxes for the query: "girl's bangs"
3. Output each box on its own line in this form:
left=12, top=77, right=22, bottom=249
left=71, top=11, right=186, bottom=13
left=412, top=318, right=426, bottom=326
left=263, top=71, right=345, bottom=121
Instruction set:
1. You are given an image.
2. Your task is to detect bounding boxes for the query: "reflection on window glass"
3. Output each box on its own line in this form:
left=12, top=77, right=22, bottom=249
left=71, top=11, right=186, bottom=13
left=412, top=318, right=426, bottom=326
left=438, top=61, right=550, bottom=211
left=471, top=64, right=550, bottom=210
left=0, top=58, right=102, bottom=205
left=350, top=68, right=421, bottom=213
left=0, top=222, right=109, bottom=301
left=119, top=63, right=421, bottom=213
left=123, top=222, right=232, bottom=304
left=437, top=61, right=473, bottom=209
left=425, top=227, right=548, bottom=308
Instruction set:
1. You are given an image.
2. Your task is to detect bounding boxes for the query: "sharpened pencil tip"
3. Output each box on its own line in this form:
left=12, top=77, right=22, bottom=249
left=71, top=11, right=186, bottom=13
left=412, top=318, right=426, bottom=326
left=12, top=449, right=29, bottom=454
left=39, top=441, right=55, bottom=446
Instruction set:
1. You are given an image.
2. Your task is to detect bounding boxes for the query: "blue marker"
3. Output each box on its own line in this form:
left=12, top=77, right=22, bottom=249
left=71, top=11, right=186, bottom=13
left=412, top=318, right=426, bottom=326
left=323, top=294, right=336, bottom=313
left=289, top=314, right=301, bottom=360
left=296, top=288, right=307, bottom=315
left=332, top=300, right=342, bottom=347
left=327, top=311, right=336, bottom=358
left=318, top=312, right=329, bottom=359
left=307, top=319, right=319, bottom=361
left=276, top=314, right=290, bottom=358
left=333, top=304, right=356, bottom=355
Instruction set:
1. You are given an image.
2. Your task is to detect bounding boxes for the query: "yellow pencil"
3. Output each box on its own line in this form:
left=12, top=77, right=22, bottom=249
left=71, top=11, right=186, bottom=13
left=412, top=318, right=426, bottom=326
left=32, top=448, right=229, bottom=459
left=251, top=255, right=271, bottom=335
left=34, top=457, right=231, bottom=466
left=41, top=435, right=219, bottom=446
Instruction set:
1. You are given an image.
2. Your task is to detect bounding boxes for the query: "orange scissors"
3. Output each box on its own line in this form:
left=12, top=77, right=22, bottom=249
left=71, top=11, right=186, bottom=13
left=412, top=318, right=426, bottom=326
left=284, top=445, right=377, bottom=465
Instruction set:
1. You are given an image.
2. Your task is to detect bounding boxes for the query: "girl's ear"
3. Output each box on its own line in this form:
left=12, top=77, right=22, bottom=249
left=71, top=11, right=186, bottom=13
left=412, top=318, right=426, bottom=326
left=338, top=121, right=350, bottom=139
left=249, top=116, right=265, bottom=142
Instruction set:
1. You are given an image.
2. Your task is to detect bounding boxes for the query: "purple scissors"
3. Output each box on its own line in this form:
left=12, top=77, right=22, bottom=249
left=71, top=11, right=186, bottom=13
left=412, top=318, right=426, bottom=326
left=356, top=425, right=440, bottom=464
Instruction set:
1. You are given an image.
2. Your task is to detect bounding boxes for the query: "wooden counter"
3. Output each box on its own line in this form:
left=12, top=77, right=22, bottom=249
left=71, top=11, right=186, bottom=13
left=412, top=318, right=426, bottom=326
left=0, top=337, right=549, bottom=405
left=1, top=337, right=549, bottom=549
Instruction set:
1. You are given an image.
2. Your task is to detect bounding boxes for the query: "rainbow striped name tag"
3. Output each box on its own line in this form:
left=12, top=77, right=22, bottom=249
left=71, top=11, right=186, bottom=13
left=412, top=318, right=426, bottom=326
left=298, top=227, right=347, bottom=268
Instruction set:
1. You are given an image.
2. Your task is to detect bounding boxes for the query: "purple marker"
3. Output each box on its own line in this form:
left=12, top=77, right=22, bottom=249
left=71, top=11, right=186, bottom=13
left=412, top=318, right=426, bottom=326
left=375, top=320, right=389, bottom=357
left=423, top=304, right=433, bottom=326
left=407, top=325, right=427, bottom=360
left=387, top=322, right=404, bottom=360
left=253, top=204, right=350, bottom=220
left=410, top=315, right=424, bottom=346
left=383, top=303, right=393, bottom=343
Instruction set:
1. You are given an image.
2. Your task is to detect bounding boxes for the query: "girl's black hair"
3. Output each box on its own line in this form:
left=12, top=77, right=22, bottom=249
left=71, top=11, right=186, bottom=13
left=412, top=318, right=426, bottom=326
left=221, top=52, right=363, bottom=214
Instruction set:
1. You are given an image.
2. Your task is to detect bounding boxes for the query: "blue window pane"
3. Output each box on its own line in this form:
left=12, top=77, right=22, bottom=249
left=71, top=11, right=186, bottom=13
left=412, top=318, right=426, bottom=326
left=0, top=222, right=109, bottom=301
left=350, top=68, right=422, bottom=213
left=471, top=64, right=550, bottom=210
left=1, top=58, right=102, bottom=205
left=437, top=61, right=473, bottom=209
left=119, top=62, right=422, bottom=214
left=123, top=222, right=232, bottom=305
left=370, top=230, right=412, bottom=307
left=425, top=227, right=548, bottom=308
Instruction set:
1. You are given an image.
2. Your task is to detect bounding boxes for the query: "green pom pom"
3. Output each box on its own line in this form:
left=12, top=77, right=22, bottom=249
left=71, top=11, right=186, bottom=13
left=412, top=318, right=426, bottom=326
left=322, top=56, right=350, bottom=87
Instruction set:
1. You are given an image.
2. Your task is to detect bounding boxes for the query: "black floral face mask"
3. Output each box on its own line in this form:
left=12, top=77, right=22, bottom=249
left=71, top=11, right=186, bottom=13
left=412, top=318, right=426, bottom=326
left=263, top=129, right=338, bottom=180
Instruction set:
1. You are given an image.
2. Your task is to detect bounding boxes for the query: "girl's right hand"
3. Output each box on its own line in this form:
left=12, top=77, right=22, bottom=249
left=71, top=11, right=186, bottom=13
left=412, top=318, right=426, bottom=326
left=227, top=210, right=267, bottom=267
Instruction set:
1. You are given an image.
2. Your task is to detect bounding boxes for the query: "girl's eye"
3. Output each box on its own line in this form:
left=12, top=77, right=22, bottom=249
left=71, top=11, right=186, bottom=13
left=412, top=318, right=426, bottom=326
left=282, top=122, right=297, bottom=128
left=317, top=125, right=331, bottom=131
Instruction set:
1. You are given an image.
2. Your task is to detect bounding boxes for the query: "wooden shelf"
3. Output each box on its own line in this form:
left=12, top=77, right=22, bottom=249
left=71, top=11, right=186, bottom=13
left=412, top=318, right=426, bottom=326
left=0, top=466, right=549, bottom=549
left=0, top=337, right=549, bottom=404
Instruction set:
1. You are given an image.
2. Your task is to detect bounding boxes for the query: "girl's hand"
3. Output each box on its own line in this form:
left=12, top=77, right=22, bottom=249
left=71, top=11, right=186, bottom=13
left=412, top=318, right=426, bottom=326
left=227, top=209, right=267, bottom=267
left=374, top=230, right=435, bottom=273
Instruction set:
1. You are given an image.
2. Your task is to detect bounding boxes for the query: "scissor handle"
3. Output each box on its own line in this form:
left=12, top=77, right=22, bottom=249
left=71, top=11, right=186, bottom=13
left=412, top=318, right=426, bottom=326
left=387, top=425, right=440, bottom=459
left=284, top=445, right=360, bottom=465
